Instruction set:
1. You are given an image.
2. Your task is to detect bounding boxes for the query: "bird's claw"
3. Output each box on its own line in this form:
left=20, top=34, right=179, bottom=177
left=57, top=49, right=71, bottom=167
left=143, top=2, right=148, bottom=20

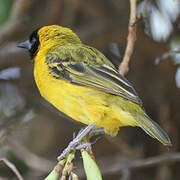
left=57, top=125, right=95, bottom=161
left=88, top=128, right=104, bottom=140
left=76, top=142, right=92, bottom=151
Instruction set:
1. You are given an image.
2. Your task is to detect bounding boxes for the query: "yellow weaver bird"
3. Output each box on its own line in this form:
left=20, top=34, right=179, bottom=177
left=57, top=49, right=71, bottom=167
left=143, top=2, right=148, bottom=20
left=17, top=25, right=171, bottom=148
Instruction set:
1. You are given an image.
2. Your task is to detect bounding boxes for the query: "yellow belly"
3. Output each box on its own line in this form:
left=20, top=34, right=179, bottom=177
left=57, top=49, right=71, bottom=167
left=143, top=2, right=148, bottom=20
left=34, top=55, right=137, bottom=136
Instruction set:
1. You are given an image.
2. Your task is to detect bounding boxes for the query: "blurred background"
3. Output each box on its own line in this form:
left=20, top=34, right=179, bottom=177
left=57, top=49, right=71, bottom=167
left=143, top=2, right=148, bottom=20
left=0, top=0, right=180, bottom=179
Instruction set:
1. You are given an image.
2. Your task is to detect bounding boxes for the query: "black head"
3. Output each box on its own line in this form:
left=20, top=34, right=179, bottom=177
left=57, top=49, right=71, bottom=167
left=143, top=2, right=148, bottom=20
left=17, top=28, right=40, bottom=59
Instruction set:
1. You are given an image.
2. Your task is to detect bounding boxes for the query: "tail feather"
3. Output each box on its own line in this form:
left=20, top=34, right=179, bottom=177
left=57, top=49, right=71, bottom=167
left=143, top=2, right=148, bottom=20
left=135, top=114, right=172, bottom=146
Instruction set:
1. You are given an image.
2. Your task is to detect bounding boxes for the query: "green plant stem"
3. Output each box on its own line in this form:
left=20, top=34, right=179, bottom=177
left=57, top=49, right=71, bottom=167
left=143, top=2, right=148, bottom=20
left=44, top=159, right=66, bottom=180
left=61, top=151, right=75, bottom=178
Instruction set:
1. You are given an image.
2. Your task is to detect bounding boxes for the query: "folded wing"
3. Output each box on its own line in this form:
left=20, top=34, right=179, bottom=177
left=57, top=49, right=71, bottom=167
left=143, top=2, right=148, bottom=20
left=46, top=45, right=142, bottom=106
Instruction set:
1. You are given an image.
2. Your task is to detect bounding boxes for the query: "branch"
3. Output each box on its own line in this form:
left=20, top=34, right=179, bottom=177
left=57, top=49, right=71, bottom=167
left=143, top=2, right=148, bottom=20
left=99, top=152, right=180, bottom=175
left=0, top=0, right=32, bottom=45
left=8, top=138, right=54, bottom=172
left=0, top=158, right=23, bottom=180
left=118, top=0, right=137, bottom=75
left=45, top=126, right=103, bottom=180
left=76, top=152, right=180, bottom=178
left=0, top=42, right=28, bottom=69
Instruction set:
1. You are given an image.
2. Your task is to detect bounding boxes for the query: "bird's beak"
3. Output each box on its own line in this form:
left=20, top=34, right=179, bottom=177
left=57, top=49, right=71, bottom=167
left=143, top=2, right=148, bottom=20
left=17, top=40, right=31, bottom=50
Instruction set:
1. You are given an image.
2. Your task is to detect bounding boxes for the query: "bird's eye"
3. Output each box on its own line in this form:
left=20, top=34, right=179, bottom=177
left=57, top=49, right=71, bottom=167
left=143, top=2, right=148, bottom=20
left=28, top=28, right=40, bottom=58
left=31, top=37, right=37, bottom=45
left=29, top=28, right=39, bottom=43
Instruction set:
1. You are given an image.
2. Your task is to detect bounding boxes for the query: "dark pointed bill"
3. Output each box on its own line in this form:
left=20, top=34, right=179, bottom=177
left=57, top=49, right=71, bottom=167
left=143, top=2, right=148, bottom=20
left=17, top=40, right=31, bottom=50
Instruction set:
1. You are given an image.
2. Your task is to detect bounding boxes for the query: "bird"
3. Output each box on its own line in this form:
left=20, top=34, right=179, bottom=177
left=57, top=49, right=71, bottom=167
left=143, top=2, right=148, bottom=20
left=17, top=25, right=171, bottom=153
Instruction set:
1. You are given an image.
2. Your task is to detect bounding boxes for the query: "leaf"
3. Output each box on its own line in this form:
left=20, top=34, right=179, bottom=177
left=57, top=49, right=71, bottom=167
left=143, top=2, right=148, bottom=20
left=82, top=150, right=102, bottom=180
left=44, top=169, right=59, bottom=180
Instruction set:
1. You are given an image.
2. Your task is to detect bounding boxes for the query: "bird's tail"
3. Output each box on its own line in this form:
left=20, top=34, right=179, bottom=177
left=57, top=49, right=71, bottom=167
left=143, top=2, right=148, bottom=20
left=135, top=114, right=172, bottom=146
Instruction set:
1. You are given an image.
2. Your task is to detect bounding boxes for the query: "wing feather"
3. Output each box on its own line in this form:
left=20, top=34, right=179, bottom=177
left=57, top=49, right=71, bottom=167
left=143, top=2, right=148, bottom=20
left=46, top=45, right=143, bottom=106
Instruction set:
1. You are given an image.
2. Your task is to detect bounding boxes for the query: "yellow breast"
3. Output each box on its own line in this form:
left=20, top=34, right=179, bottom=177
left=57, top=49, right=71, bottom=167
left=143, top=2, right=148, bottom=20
left=34, top=51, right=137, bottom=136
left=34, top=52, right=108, bottom=122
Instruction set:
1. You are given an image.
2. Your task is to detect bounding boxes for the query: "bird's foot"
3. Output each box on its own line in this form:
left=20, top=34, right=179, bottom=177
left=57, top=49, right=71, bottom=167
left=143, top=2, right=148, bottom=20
left=88, top=128, right=104, bottom=139
left=76, top=142, right=92, bottom=151
left=57, top=124, right=95, bottom=161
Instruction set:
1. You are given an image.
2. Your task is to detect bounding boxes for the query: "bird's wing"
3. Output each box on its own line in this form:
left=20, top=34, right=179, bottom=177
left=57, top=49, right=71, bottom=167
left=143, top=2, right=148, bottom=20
left=46, top=45, right=143, bottom=106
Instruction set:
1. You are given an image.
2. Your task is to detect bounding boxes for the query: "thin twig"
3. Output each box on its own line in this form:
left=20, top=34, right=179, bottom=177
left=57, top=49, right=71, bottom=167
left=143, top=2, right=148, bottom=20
left=0, top=158, right=24, bottom=180
left=0, top=42, right=28, bottom=69
left=100, top=152, right=180, bottom=175
left=119, top=0, right=137, bottom=75
left=76, top=152, right=180, bottom=178
left=8, top=138, right=54, bottom=172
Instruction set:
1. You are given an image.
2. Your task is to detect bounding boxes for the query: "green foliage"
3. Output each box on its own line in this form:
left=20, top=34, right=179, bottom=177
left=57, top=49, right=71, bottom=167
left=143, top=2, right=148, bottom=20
left=82, top=150, right=102, bottom=180
left=44, top=150, right=102, bottom=180
left=44, top=169, right=59, bottom=180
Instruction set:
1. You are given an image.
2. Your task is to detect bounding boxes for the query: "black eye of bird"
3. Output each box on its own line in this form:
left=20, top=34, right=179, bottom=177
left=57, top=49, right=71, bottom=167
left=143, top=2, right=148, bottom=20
left=29, top=28, right=40, bottom=58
